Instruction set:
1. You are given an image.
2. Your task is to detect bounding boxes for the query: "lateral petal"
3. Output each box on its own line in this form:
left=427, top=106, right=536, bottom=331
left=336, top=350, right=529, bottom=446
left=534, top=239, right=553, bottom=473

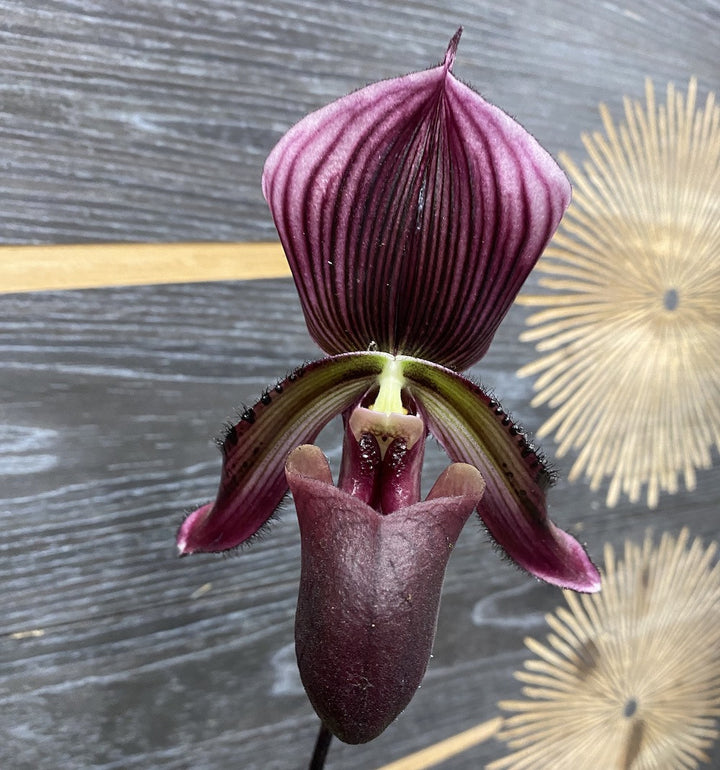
left=263, top=30, right=570, bottom=370
left=177, top=352, right=387, bottom=554
left=401, top=356, right=601, bottom=592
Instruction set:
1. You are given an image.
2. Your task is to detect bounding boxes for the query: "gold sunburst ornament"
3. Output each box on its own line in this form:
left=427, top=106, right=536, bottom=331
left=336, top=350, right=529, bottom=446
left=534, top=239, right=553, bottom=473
left=517, top=78, right=720, bottom=507
left=489, top=529, right=720, bottom=770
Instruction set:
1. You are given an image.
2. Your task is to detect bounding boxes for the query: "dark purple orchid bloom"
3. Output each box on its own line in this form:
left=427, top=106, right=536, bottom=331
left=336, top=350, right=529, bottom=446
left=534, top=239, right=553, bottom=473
left=178, top=30, right=600, bottom=745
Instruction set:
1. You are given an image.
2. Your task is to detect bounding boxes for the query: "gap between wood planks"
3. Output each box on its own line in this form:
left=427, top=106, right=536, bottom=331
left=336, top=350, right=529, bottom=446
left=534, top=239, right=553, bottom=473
left=0, top=242, right=290, bottom=293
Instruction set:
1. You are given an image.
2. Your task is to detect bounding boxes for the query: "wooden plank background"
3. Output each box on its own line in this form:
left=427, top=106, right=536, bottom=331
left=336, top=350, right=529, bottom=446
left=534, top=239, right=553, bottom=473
left=1, top=2, right=718, bottom=768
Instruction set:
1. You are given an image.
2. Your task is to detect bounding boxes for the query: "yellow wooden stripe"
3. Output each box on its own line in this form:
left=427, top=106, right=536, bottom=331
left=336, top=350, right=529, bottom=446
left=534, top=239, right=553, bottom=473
left=0, top=241, right=290, bottom=293
left=375, top=717, right=503, bottom=770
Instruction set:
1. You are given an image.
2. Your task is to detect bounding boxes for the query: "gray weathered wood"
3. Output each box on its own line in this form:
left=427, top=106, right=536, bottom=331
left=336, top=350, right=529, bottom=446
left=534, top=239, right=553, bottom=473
left=1, top=0, right=718, bottom=245
left=1, top=2, right=719, bottom=768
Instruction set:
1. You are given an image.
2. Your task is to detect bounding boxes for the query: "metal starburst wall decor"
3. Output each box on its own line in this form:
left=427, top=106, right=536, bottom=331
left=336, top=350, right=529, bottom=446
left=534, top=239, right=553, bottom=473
left=518, top=79, right=720, bottom=508
left=490, top=529, right=720, bottom=770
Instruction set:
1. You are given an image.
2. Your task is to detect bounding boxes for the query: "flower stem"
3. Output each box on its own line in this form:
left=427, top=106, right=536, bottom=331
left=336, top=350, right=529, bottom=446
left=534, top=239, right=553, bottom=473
left=308, top=721, right=333, bottom=770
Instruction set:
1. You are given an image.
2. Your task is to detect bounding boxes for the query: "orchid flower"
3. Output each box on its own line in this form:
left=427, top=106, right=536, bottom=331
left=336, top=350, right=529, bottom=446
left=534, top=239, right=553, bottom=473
left=177, top=29, right=600, bottom=746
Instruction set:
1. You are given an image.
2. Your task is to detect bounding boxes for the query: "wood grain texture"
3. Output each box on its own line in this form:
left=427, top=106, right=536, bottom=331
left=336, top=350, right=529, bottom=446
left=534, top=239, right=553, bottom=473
left=2, top=281, right=718, bottom=769
left=1, top=0, right=718, bottom=245
left=1, top=2, right=719, bottom=769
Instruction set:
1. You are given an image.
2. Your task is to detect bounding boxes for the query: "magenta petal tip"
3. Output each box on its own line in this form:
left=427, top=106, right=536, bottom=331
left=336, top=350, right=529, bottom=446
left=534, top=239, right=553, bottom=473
left=176, top=502, right=213, bottom=555
left=531, top=525, right=602, bottom=593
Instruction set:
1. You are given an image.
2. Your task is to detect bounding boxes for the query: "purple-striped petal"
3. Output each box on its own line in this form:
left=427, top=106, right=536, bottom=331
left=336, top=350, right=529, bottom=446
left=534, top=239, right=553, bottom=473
left=177, top=353, right=387, bottom=554
left=262, top=30, right=570, bottom=370
left=401, top=356, right=601, bottom=592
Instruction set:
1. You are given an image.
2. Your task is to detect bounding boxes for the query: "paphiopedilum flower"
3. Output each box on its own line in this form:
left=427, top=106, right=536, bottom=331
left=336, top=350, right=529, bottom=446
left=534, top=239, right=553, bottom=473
left=177, top=29, right=600, bottom=745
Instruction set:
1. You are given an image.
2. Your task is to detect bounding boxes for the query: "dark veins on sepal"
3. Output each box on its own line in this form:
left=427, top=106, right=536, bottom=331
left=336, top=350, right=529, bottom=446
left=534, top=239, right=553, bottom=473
left=216, top=362, right=309, bottom=455
left=483, top=389, right=557, bottom=490
left=438, top=368, right=557, bottom=491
